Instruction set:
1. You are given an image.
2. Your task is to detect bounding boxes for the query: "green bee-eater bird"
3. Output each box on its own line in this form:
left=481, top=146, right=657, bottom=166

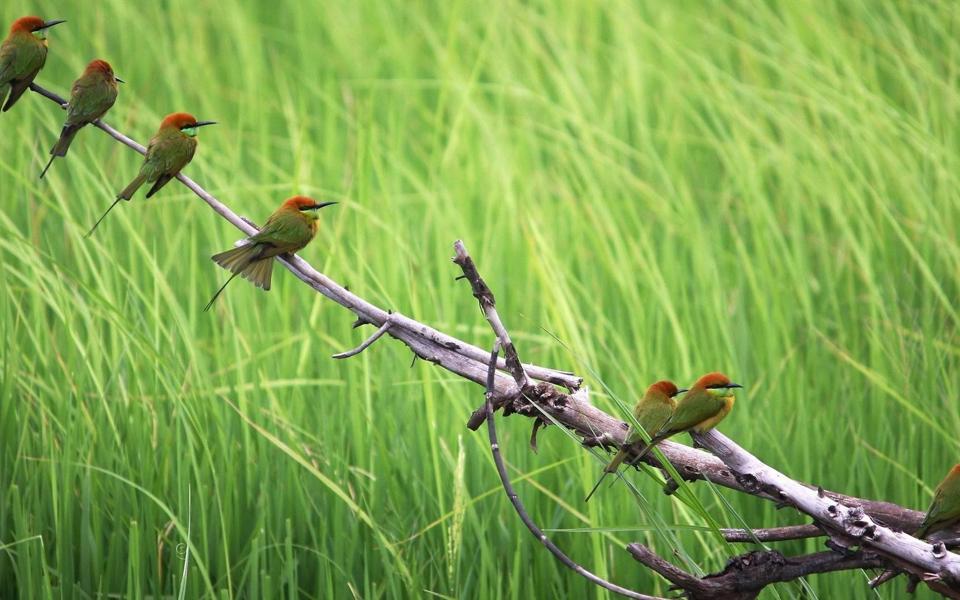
left=203, top=196, right=337, bottom=311
left=916, top=464, right=960, bottom=539
left=628, top=372, right=742, bottom=464
left=39, top=59, right=123, bottom=178
left=584, top=380, right=686, bottom=502
left=86, top=112, right=216, bottom=236
left=0, top=16, right=65, bottom=112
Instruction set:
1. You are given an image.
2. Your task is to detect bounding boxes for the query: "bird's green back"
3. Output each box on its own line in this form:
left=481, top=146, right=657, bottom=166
left=250, top=210, right=316, bottom=255
left=0, top=33, right=46, bottom=84
left=627, top=396, right=674, bottom=444
left=66, top=73, right=117, bottom=125
left=659, top=390, right=725, bottom=435
left=139, top=128, right=197, bottom=180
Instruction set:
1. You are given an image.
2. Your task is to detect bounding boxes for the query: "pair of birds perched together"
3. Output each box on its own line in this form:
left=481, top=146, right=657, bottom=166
left=587, top=370, right=960, bottom=548
left=1, top=15, right=336, bottom=309
left=585, top=372, right=741, bottom=501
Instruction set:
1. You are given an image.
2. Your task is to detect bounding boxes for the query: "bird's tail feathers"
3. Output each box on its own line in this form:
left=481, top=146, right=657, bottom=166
left=205, top=246, right=273, bottom=311
left=51, top=124, right=81, bottom=158
left=631, top=432, right=673, bottom=464
left=604, top=448, right=629, bottom=474
left=242, top=256, right=274, bottom=290
left=212, top=244, right=257, bottom=273
left=118, top=173, right=148, bottom=200
left=584, top=472, right=611, bottom=503
left=85, top=198, right=123, bottom=237
left=39, top=154, right=57, bottom=179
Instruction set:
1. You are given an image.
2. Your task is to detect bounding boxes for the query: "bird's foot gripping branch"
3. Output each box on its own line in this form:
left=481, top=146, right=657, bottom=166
left=26, top=82, right=960, bottom=599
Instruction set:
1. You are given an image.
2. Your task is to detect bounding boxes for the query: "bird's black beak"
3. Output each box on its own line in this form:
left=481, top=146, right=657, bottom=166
left=727, top=383, right=743, bottom=389
left=193, top=120, right=217, bottom=128
left=37, top=19, right=66, bottom=31
left=115, top=76, right=126, bottom=84
left=301, top=201, right=338, bottom=211
left=674, top=388, right=689, bottom=396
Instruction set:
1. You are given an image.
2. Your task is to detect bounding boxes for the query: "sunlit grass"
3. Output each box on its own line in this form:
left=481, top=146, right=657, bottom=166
left=2, top=0, right=959, bottom=598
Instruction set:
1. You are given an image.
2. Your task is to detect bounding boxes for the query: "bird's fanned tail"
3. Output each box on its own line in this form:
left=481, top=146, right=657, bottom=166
left=205, top=244, right=273, bottom=311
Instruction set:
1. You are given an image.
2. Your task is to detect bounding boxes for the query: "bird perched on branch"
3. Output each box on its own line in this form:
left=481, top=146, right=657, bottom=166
left=0, top=15, right=65, bottom=112
left=87, top=112, right=216, bottom=236
left=628, top=372, right=741, bottom=464
left=40, top=59, right=123, bottom=178
left=584, top=380, right=685, bottom=502
left=916, top=464, right=960, bottom=540
left=203, top=196, right=337, bottom=311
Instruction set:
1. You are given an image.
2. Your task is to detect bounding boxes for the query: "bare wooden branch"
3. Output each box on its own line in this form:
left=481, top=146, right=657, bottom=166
left=693, top=429, right=960, bottom=595
left=28, top=83, right=581, bottom=393
left=482, top=344, right=659, bottom=599
left=627, top=543, right=884, bottom=600
left=721, top=524, right=824, bottom=544
left=453, top=239, right=532, bottom=392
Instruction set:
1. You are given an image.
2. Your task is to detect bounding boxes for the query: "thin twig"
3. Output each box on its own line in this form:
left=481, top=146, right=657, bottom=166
left=332, top=319, right=392, bottom=359
left=453, top=239, right=532, bottom=390
left=482, top=344, right=659, bottom=600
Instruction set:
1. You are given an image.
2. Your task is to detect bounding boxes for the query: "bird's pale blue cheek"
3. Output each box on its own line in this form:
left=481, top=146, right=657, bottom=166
left=33, top=31, right=47, bottom=41
left=182, top=128, right=198, bottom=138
left=707, top=388, right=733, bottom=398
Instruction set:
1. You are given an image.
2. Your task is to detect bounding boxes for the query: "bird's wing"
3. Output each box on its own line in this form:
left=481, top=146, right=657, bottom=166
left=249, top=214, right=311, bottom=256
left=917, top=491, right=945, bottom=537
left=0, top=41, right=17, bottom=85
left=3, top=66, right=39, bottom=111
left=142, top=135, right=194, bottom=179
left=65, top=79, right=116, bottom=125
left=634, top=400, right=673, bottom=440
left=660, top=394, right=725, bottom=434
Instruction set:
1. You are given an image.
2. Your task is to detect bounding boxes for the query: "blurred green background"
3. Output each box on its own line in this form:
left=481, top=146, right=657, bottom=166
left=2, top=0, right=958, bottom=598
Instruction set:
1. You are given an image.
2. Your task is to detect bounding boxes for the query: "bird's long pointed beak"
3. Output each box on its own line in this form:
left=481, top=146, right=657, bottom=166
left=302, top=201, right=338, bottom=211
left=38, top=19, right=66, bottom=30
left=193, top=120, right=217, bottom=128
left=115, top=76, right=126, bottom=84
left=728, top=383, right=743, bottom=389
left=675, top=388, right=689, bottom=394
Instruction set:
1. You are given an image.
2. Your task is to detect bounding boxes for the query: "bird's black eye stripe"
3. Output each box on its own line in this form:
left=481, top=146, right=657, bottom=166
left=706, top=383, right=723, bottom=389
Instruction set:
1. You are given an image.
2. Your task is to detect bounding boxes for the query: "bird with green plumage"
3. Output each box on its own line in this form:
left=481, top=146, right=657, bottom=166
left=915, top=464, right=960, bottom=540
left=627, top=371, right=741, bottom=466
left=40, top=59, right=123, bottom=178
left=86, top=112, right=216, bottom=236
left=584, top=380, right=685, bottom=502
left=0, top=15, right=65, bottom=112
left=204, top=196, right=337, bottom=311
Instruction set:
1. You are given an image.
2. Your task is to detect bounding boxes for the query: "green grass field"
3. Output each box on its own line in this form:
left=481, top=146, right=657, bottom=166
left=2, top=1, right=959, bottom=598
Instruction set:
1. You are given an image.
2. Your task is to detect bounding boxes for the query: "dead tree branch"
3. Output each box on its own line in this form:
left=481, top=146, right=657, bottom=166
left=627, top=544, right=883, bottom=600
left=28, top=82, right=959, bottom=597
left=482, top=344, right=659, bottom=599
left=720, top=524, right=824, bottom=544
